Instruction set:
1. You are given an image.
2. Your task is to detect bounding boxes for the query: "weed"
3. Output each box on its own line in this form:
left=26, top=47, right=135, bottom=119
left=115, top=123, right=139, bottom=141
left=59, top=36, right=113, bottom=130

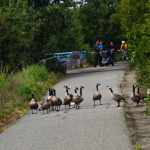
left=0, top=64, right=64, bottom=126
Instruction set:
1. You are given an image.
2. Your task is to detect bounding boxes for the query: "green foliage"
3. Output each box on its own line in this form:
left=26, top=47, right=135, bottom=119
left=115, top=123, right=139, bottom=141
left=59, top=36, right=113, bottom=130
left=79, top=0, right=121, bottom=48
left=0, top=0, right=122, bottom=74
left=44, top=57, right=66, bottom=73
left=118, top=0, right=150, bottom=87
left=86, top=52, right=94, bottom=66
left=41, top=5, right=84, bottom=54
left=17, top=65, right=49, bottom=99
left=0, top=0, right=41, bottom=73
left=0, top=64, right=64, bottom=122
left=81, top=44, right=93, bottom=53
left=117, top=0, right=150, bottom=111
left=0, top=73, right=7, bottom=88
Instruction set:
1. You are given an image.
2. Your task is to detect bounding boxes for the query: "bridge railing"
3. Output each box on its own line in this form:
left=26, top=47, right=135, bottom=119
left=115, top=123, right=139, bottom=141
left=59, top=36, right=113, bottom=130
left=45, top=51, right=86, bottom=60
left=45, top=51, right=87, bottom=69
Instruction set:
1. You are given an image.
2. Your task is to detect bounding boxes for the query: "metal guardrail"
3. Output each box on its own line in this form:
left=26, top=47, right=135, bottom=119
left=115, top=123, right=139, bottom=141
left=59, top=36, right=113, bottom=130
left=39, top=56, right=56, bottom=63
left=46, top=51, right=86, bottom=59
left=40, top=51, right=87, bottom=70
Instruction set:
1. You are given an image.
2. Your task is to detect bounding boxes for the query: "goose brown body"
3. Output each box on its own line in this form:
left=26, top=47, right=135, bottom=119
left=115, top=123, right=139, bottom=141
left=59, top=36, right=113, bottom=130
left=147, top=89, right=150, bottom=96
left=63, top=86, right=73, bottom=109
left=107, top=86, right=126, bottom=107
left=51, top=89, right=62, bottom=111
left=41, top=100, right=51, bottom=114
left=93, top=83, right=102, bottom=106
left=73, top=86, right=84, bottom=109
left=130, top=85, right=141, bottom=106
left=29, top=92, right=38, bottom=114
left=136, top=86, right=145, bottom=105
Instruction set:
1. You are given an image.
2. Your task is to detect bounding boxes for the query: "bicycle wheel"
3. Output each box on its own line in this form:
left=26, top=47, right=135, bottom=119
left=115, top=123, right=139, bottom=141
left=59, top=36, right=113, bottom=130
left=122, top=55, right=124, bottom=62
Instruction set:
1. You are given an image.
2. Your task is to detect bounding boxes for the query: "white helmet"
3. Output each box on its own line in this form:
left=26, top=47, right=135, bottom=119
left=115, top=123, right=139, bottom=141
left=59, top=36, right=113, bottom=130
left=122, top=41, right=125, bottom=44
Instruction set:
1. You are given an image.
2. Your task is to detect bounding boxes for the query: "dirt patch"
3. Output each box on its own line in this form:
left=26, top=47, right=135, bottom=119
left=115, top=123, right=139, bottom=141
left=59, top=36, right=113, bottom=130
left=122, top=71, right=150, bottom=150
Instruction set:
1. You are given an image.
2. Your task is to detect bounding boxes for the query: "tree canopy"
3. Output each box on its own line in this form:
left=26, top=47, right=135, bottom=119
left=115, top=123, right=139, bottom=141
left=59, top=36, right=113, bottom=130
left=0, top=0, right=150, bottom=87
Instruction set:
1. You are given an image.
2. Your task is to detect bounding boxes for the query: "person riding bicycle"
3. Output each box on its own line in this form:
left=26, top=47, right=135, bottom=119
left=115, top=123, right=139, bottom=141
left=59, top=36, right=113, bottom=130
left=120, top=41, right=128, bottom=57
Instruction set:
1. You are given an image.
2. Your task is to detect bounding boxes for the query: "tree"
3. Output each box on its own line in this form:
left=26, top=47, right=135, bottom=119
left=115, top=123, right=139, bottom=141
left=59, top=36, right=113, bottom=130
left=0, top=0, right=40, bottom=72
left=79, top=0, right=120, bottom=48
left=118, top=0, right=150, bottom=86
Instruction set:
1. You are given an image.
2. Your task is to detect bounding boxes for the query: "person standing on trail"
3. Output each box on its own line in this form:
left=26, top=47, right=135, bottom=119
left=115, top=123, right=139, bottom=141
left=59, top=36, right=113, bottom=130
left=99, top=41, right=103, bottom=66
left=109, top=42, right=117, bottom=66
left=93, top=41, right=102, bottom=67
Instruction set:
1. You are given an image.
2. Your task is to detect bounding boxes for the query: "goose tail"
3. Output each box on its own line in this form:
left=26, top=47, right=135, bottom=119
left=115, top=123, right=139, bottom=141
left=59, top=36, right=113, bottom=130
left=121, top=96, right=128, bottom=103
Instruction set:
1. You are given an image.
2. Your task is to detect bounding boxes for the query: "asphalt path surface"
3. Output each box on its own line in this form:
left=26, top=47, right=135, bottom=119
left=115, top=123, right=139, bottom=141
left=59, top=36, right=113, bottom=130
left=0, top=62, right=133, bottom=150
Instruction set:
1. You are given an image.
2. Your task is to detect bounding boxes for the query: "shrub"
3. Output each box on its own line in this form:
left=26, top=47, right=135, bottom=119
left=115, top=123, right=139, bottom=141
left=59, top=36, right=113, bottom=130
left=0, top=64, right=64, bottom=123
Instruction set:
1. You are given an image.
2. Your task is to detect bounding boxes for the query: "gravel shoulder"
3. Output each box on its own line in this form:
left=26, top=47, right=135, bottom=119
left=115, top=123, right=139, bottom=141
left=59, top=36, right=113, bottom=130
left=122, top=71, right=150, bottom=150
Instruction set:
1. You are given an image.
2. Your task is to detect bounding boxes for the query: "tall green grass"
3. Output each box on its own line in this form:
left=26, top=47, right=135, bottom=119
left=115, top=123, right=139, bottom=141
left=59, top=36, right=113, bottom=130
left=0, top=64, right=64, bottom=124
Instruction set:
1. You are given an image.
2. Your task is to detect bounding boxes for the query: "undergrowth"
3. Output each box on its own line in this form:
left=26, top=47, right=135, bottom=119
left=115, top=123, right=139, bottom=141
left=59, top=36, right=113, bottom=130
left=0, top=64, right=64, bottom=124
left=127, top=62, right=150, bottom=115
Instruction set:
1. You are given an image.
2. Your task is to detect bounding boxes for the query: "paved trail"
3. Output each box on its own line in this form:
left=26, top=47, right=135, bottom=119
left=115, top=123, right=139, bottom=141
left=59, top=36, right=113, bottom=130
left=0, top=62, right=133, bottom=150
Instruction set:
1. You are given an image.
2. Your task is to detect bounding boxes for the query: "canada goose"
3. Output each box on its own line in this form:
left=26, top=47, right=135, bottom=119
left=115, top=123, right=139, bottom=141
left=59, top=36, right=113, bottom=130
left=29, top=92, right=38, bottom=114
left=51, top=89, right=62, bottom=111
left=79, top=86, right=84, bottom=104
left=48, top=88, right=54, bottom=111
left=72, top=87, right=80, bottom=109
left=48, top=88, right=52, bottom=100
left=107, top=86, right=126, bottom=107
left=73, top=86, right=84, bottom=109
left=130, top=85, right=141, bottom=107
left=136, top=86, right=145, bottom=105
left=93, top=83, right=102, bottom=106
left=63, top=85, right=73, bottom=101
left=41, top=99, right=51, bottom=114
left=147, top=88, right=150, bottom=96
left=63, top=86, right=72, bottom=109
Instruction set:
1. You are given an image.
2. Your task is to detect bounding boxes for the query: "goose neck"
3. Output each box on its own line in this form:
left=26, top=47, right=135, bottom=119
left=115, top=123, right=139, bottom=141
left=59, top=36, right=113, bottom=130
left=137, top=86, right=139, bottom=94
left=48, top=88, right=51, bottom=96
left=80, top=88, right=83, bottom=95
left=109, top=88, right=113, bottom=93
left=132, top=85, right=135, bottom=94
left=32, top=93, right=35, bottom=98
left=96, top=85, right=99, bottom=91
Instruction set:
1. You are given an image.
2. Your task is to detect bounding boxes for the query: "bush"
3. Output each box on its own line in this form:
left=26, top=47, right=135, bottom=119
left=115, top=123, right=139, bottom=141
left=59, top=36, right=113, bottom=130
left=0, top=73, right=7, bottom=88
left=44, top=57, right=66, bottom=73
left=0, top=64, right=64, bottom=123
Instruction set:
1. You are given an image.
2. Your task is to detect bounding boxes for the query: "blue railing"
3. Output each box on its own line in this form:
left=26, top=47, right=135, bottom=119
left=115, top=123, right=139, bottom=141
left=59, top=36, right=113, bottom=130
left=45, top=51, right=86, bottom=70
left=46, top=51, right=86, bottom=60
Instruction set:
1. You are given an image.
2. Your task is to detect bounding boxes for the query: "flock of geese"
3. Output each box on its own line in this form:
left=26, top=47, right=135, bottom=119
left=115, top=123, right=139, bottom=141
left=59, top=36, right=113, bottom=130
left=29, top=84, right=149, bottom=114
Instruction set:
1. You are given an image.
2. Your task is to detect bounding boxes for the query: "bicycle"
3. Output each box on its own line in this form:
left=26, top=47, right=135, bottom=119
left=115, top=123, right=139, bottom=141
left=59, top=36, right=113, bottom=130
left=121, top=49, right=128, bottom=62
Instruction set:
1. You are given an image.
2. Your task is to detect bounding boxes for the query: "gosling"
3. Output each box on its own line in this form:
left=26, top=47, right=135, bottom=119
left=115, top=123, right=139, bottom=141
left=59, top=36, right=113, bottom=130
left=107, top=86, right=126, bottom=107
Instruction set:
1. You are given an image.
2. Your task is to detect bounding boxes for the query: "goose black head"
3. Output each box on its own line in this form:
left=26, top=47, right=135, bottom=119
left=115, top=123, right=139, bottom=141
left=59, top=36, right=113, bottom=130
left=32, top=92, right=35, bottom=98
left=132, top=85, right=135, bottom=93
left=75, top=87, right=79, bottom=93
left=80, top=86, right=84, bottom=89
left=135, top=85, right=140, bottom=93
left=63, top=85, right=68, bottom=89
left=96, top=83, right=101, bottom=90
left=107, top=86, right=113, bottom=93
